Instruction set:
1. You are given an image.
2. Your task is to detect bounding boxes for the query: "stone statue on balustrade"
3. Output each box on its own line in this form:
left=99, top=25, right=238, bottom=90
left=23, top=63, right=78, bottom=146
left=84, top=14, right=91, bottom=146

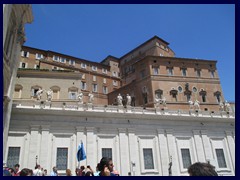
left=46, top=89, right=53, bottom=102
left=88, top=92, right=94, bottom=103
left=126, top=94, right=132, bottom=106
left=224, top=101, right=231, bottom=112
left=193, top=99, right=200, bottom=111
left=188, top=100, right=194, bottom=110
left=154, top=96, right=161, bottom=108
left=117, top=93, right=123, bottom=106
left=77, top=92, right=84, bottom=104
left=161, top=97, right=167, bottom=108
left=219, top=101, right=224, bottom=111
left=36, top=88, right=44, bottom=100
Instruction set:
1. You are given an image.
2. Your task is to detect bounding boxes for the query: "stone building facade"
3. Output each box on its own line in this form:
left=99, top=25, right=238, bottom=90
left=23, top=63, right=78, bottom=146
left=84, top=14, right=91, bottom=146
left=5, top=35, right=235, bottom=176
left=6, top=104, right=235, bottom=176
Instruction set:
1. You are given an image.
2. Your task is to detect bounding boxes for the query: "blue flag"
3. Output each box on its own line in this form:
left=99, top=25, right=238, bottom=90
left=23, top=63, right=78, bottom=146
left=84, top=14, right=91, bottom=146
left=77, top=142, right=86, bottom=162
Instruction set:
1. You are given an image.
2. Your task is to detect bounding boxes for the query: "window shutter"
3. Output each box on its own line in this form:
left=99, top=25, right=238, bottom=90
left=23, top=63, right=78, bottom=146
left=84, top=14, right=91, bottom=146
left=21, top=51, right=24, bottom=57
left=35, top=53, right=38, bottom=59
left=27, top=52, right=29, bottom=57
left=19, top=62, right=22, bottom=68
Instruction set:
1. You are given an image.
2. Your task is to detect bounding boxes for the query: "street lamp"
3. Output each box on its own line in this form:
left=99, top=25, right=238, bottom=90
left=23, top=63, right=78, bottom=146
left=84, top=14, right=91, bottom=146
left=36, top=155, right=38, bottom=166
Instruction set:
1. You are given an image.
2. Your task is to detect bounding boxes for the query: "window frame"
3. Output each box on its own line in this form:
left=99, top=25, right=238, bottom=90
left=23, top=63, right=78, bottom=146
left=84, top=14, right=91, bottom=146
left=56, top=148, right=68, bottom=170
left=92, top=65, right=97, bottom=71
left=92, top=84, right=98, bottom=92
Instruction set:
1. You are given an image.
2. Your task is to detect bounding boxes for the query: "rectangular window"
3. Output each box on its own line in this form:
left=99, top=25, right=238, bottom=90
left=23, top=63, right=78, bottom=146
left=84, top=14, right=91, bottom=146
left=31, top=88, right=39, bottom=97
left=210, top=71, right=215, bottom=78
left=186, top=94, right=191, bottom=102
left=103, top=86, right=108, bottom=94
left=81, top=82, right=87, bottom=90
left=92, top=66, right=97, bottom=71
left=140, top=70, right=146, bottom=79
left=113, top=80, right=118, bottom=86
left=21, top=51, right=29, bottom=58
left=7, top=147, right=20, bottom=168
left=143, top=148, right=154, bottom=169
left=112, top=71, right=117, bottom=77
left=81, top=63, right=87, bottom=69
left=59, top=57, right=66, bottom=63
left=82, top=74, right=85, bottom=79
left=181, top=149, right=192, bottom=169
left=102, top=148, right=112, bottom=159
left=202, top=95, right=206, bottom=102
left=92, top=84, right=97, bottom=92
left=34, top=64, right=40, bottom=69
left=153, top=67, right=159, bottom=75
left=216, top=149, right=227, bottom=168
left=21, top=62, right=26, bottom=68
left=56, top=148, right=68, bottom=170
left=36, top=53, right=43, bottom=60
left=102, top=68, right=108, bottom=74
left=103, top=78, right=106, bottom=84
left=69, top=59, right=75, bottom=66
left=182, top=68, right=187, bottom=77
left=196, top=69, right=201, bottom=77
left=52, top=66, right=58, bottom=70
left=168, top=67, right=173, bottom=76
left=53, top=55, right=59, bottom=61
left=93, top=76, right=97, bottom=81
left=69, top=92, right=77, bottom=99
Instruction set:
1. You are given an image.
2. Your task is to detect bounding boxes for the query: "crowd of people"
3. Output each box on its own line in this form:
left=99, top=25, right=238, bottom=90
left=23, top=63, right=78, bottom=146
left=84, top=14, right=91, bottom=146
left=3, top=159, right=217, bottom=176
left=3, top=157, right=120, bottom=176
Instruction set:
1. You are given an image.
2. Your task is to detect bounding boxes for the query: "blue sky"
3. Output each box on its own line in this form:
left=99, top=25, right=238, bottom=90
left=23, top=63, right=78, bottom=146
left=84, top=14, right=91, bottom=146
left=24, top=4, right=235, bottom=102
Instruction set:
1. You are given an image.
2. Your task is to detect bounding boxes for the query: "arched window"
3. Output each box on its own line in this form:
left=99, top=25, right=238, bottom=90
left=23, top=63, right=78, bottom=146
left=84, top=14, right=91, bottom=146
left=199, top=90, right=207, bottom=102
left=31, top=85, right=42, bottom=98
left=13, top=84, right=23, bottom=99
left=170, top=89, right=178, bottom=102
left=214, top=91, right=221, bottom=103
left=68, top=87, right=78, bottom=100
left=184, top=90, right=192, bottom=102
left=155, top=89, right=163, bottom=99
left=50, top=86, right=61, bottom=100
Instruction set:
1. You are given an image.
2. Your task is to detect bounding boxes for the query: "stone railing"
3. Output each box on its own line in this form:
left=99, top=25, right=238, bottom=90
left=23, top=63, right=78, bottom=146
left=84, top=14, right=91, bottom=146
left=12, top=99, right=235, bottom=118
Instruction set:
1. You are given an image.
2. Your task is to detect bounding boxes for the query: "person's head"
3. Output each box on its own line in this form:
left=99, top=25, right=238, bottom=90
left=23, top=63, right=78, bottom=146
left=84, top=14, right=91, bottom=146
left=80, top=166, right=85, bottom=170
left=99, top=157, right=114, bottom=173
left=85, top=171, right=93, bottom=176
left=44, top=169, right=47, bottom=175
left=66, top=169, right=72, bottom=176
left=20, top=168, right=31, bottom=176
left=188, top=162, right=218, bottom=176
left=75, top=168, right=79, bottom=175
left=14, top=164, right=20, bottom=171
left=53, top=166, right=57, bottom=173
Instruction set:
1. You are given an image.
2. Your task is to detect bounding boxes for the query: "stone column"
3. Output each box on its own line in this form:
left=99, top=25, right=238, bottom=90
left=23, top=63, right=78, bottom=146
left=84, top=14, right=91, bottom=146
left=28, top=125, right=40, bottom=168
left=86, top=127, right=95, bottom=167
left=39, top=125, right=50, bottom=169
left=165, top=129, right=179, bottom=176
left=118, top=128, right=130, bottom=176
left=128, top=128, right=138, bottom=176
left=157, top=129, right=169, bottom=176
left=192, top=130, right=205, bottom=162
left=200, top=130, right=213, bottom=161
left=225, top=131, right=235, bottom=171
